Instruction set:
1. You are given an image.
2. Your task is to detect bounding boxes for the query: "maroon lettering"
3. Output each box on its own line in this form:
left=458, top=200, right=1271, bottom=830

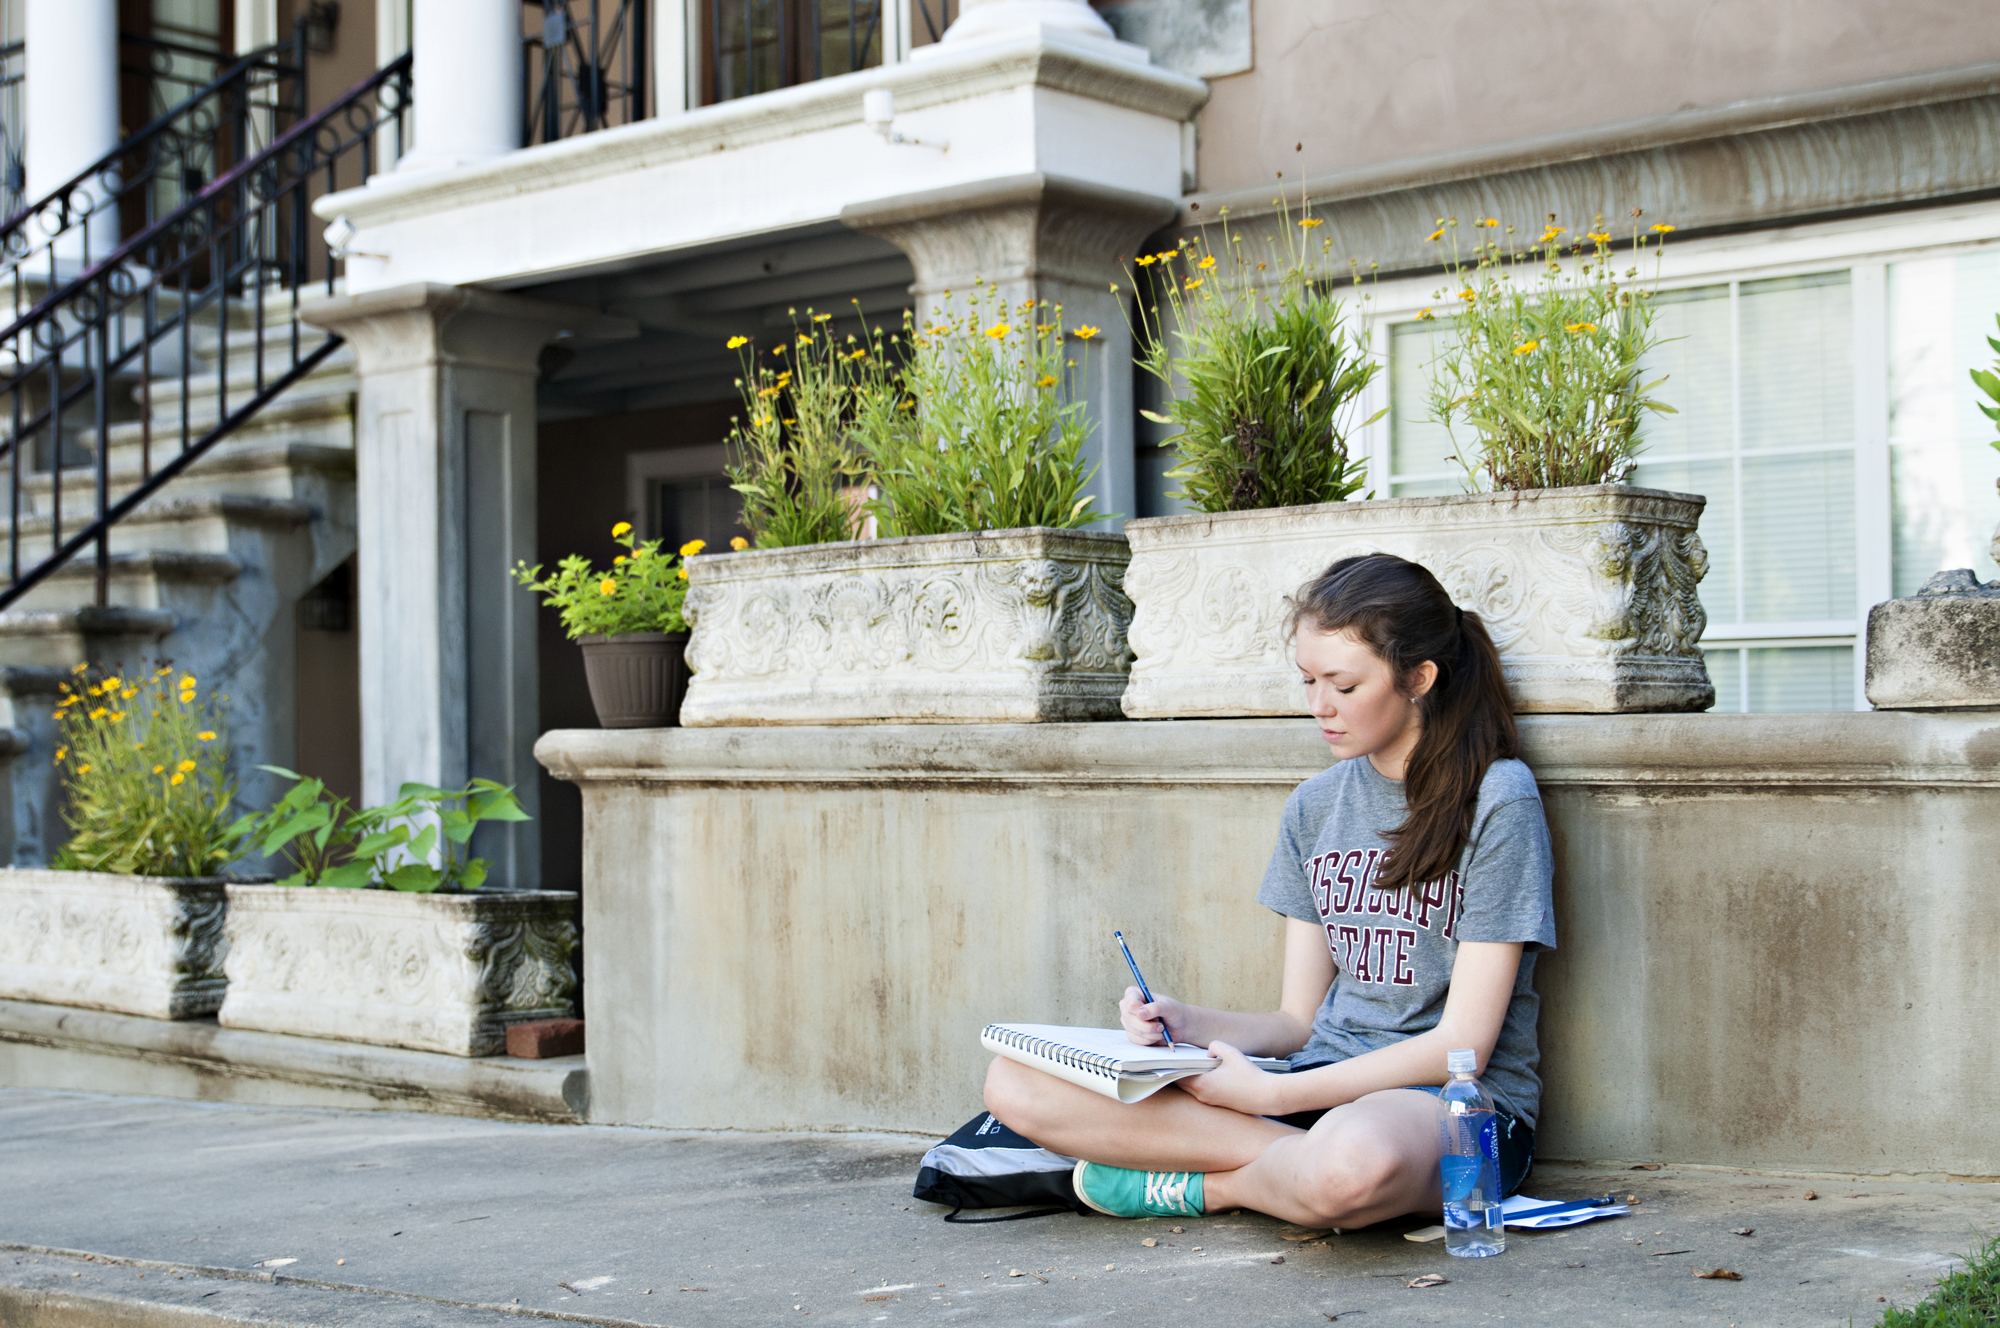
left=1416, top=877, right=1448, bottom=931
left=1392, top=929, right=1418, bottom=985
left=1442, top=870, right=1466, bottom=940
left=1336, top=925, right=1360, bottom=976
left=1332, top=851, right=1363, bottom=913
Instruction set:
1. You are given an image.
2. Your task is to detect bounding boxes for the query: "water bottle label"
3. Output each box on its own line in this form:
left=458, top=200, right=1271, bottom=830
left=1439, top=1155, right=1481, bottom=1205
left=1480, top=1115, right=1498, bottom=1162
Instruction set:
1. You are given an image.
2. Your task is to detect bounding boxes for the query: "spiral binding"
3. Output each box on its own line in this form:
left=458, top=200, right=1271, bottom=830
left=982, top=1025, right=1122, bottom=1079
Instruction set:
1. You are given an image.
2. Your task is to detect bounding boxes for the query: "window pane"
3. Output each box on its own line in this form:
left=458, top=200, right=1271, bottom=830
left=1390, top=319, right=1459, bottom=479
left=1629, top=456, right=1737, bottom=625
left=1639, top=285, right=1731, bottom=459
left=1390, top=476, right=1462, bottom=498
left=816, top=0, right=884, bottom=78
left=1740, top=451, right=1854, bottom=621
left=1746, top=646, right=1852, bottom=712
left=1739, top=272, right=1853, bottom=450
left=1887, top=252, right=2000, bottom=593
left=1703, top=648, right=1743, bottom=713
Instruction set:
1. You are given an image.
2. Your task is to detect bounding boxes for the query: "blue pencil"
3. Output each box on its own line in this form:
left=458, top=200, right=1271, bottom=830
left=1114, top=930, right=1178, bottom=1049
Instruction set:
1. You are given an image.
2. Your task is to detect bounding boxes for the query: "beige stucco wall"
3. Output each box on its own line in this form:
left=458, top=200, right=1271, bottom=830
left=539, top=712, right=2000, bottom=1178
left=1197, top=0, right=2000, bottom=195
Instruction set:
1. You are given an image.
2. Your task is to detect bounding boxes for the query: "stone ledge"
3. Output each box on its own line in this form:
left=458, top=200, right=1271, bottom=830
left=536, top=710, right=2000, bottom=789
left=0, top=998, right=587, bottom=1124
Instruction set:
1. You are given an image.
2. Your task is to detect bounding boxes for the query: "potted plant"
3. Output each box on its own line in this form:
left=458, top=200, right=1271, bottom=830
left=0, top=665, right=240, bottom=1019
left=679, top=294, right=1135, bottom=725
left=514, top=522, right=708, bottom=728
left=216, top=770, right=578, bottom=1056
left=1120, top=210, right=1713, bottom=717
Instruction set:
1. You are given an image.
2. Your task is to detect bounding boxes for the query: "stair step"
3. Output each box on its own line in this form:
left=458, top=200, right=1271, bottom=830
left=9, top=440, right=355, bottom=514
left=0, top=606, right=177, bottom=673
left=4, top=495, right=314, bottom=557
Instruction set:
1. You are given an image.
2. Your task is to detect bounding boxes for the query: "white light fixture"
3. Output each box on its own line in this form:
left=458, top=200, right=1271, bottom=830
left=862, top=89, right=947, bottom=152
left=322, top=215, right=388, bottom=262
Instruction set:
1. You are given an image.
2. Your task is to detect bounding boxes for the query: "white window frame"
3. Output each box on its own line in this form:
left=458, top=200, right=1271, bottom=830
left=1356, top=198, right=2000, bottom=713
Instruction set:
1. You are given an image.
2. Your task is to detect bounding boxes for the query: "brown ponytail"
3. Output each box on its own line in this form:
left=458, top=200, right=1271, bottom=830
left=1286, top=553, right=1517, bottom=893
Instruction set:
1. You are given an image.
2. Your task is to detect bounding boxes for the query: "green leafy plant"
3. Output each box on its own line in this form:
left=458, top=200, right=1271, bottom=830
left=725, top=306, right=892, bottom=547
left=49, top=663, right=237, bottom=877
left=1876, top=1229, right=1998, bottom=1327
left=858, top=282, right=1105, bottom=535
left=229, top=768, right=529, bottom=892
left=513, top=521, right=706, bottom=639
left=1969, top=313, right=2000, bottom=457
left=1423, top=213, right=1677, bottom=491
left=1132, top=205, right=1383, bottom=512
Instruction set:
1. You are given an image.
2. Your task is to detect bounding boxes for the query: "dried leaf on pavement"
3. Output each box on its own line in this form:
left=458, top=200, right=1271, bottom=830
left=1695, top=1268, right=1743, bottom=1281
left=1281, top=1227, right=1334, bottom=1241
left=1406, top=1274, right=1450, bottom=1288
left=1730, top=1228, right=1754, bottom=1236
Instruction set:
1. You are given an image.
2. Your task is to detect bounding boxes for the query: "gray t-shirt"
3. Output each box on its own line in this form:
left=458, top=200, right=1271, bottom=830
left=1257, top=756, right=1557, bottom=1126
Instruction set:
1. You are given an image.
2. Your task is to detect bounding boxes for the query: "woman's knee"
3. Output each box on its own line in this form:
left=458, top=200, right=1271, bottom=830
left=981, top=1056, right=1046, bottom=1131
left=1291, top=1136, right=1408, bottom=1224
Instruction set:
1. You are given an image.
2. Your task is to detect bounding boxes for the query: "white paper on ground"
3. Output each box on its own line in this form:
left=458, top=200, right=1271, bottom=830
left=1499, top=1194, right=1630, bottom=1229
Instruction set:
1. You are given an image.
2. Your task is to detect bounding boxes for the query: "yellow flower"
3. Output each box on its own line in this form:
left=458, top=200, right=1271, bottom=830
left=170, top=773, right=184, bottom=786
left=1196, top=255, right=1216, bottom=270
left=599, top=578, right=617, bottom=596
left=1480, top=218, right=1499, bottom=228
left=1071, top=325, right=1100, bottom=339
left=54, top=747, right=65, bottom=762
left=1587, top=232, right=1610, bottom=244
left=726, top=335, right=750, bottom=349
left=1458, top=288, right=1475, bottom=301
left=679, top=539, right=706, bottom=557
left=1650, top=223, right=1676, bottom=233
left=676, top=567, right=689, bottom=581
left=1036, top=375, right=1058, bottom=387
left=1153, top=251, right=1179, bottom=264
left=197, top=731, right=216, bottom=742
left=730, top=536, right=750, bottom=551
left=984, top=323, right=1011, bottom=340
left=89, top=707, right=107, bottom=720
left=1413, top=308, right=1435, bottom=321
left=108, top=712, right=124, bottom=722
left=153, top=765, right=165, bottom=774
left=613, top=555, right=627, bottom=566
left=1515, top=340, right=1540, bottom=354
left=180, top=675, right=197, bottom=690
left=845, top=349, right=866, bottom=361
left=178, top=690, right=195, bottom=703
left=1428, top=229, right=1444, bottom=241
left=178, top=759, right=196, bottom=773
left=1298, top=218, right=1323, bottom=229
left=121, top=688, right=136, bottom=699
left=103, top=675, right=122, bottom=690
left=796, top=333, right=812, bottom=345
left=813, top=312, right=833, bottom=323
left=612, top=521, right=633, bottom=537
left=70, top=662, right=88, bottom=674
left=1565, top=321, right=1598, bottom=333
left=77, top=764, right=91, bottom=774
left=1134, top=254, right=1157, bottom=267
left=771, top=344, right=786, bottom=356
left=1184, top=278, right=1204, bottom=290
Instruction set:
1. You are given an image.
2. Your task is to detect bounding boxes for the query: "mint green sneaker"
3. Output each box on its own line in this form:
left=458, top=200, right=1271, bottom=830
left=1072, top=1161, right=1205, bottom=1218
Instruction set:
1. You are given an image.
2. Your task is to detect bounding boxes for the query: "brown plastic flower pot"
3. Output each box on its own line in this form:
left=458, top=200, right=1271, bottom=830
left=577, top=632, right=689, bottom=728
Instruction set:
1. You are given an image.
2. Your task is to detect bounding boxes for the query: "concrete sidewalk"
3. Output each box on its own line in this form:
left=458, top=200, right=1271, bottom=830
left=1, top=1089, right=1991, bottom=1328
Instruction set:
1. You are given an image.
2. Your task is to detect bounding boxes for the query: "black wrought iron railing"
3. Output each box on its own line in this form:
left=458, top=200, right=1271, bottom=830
left=524, top=0, right=648, bottom=146
left=0, top=53, right=412, bottom=612
left=913, top=0, right=957, bottom=44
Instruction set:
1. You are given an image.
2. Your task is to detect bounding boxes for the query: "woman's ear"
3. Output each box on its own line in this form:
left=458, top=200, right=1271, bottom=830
left=1409, top=660, right=1440, bottom=700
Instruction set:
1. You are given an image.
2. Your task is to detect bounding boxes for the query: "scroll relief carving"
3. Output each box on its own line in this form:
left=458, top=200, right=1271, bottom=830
left=222, top=893, right=577, bottom=1036
left=1127, top=507, right=1709, bottom=678
left=0, top=874, right=228, bottom=1016
left=687, top=549, right=1135, bottom=684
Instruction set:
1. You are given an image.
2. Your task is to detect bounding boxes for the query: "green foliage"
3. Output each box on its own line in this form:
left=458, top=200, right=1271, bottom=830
left=1876, top=1230, right=1999, bottom=1327
left=512, top=521, right=699, bottom=639
left=1133, top=211, right=1383, bottom=512
left=1969, top=313, right=2000, bottom=458
left=725, top=307, right=889, bottom=548
left=858, top=284, right=1104, bottom=536
left=50, top=664, right=237, bottom=878
left=1423, top=214, right=1677, bottom=491
left=228, top=768, right=529, bottom=892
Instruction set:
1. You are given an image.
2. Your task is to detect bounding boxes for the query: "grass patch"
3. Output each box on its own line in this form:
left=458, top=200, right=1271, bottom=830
left=1878, top=1232, right=1999, bottom=1327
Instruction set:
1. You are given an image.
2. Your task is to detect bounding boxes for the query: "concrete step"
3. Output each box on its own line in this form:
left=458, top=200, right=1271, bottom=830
left=0, top=550, right=240, bottom=615
left=0, top=999, right=588, bottom=1122
left=4, top=494, right=315, bottom=560
left=0, top=610, right=176, bottom=678
left=8, top=439, right=355, bottom=519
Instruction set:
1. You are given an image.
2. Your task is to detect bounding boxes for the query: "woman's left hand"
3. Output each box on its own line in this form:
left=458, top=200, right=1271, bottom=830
left=1178, top=1041, right=1285, bottom=1116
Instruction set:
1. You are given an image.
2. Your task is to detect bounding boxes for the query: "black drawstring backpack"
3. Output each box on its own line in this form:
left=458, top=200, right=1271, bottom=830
left=912, top=1112, right=1089, bottom=1222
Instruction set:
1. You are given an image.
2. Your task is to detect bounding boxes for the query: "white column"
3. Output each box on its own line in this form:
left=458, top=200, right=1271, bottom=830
left=653, top=0, right=691, bottom=116
left=24, top=0, right=120, bottom=263
left=937, top=0, right=1139, bottom=55
left=398, top=0, right=523, bottom=173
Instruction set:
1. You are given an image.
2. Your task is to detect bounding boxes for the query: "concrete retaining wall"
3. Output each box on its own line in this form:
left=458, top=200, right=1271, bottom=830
left=537, top=713, right=2000, bottom=1178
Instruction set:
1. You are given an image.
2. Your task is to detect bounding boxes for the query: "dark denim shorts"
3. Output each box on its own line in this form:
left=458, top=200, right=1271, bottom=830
left=1270, top=1065, right=1535, bottom=1197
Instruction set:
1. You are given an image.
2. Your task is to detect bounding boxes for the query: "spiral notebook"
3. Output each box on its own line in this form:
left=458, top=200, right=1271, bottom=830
left=982, top=1024, right=1290, bottom=1104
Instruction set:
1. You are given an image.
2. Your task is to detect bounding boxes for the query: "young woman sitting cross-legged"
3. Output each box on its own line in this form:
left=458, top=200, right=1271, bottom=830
left=984, top=552, right=1556, bottom=1228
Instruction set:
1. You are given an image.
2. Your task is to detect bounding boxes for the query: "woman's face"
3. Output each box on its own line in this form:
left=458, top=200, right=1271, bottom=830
left=1295, top=627, right=1434, bottom=774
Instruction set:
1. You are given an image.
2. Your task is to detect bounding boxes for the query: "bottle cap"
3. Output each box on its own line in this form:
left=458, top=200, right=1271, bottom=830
left=1446, top=1048, right=1477, bottom=1074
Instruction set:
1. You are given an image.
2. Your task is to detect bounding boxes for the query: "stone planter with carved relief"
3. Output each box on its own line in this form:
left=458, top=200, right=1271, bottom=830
left=680, top=528, right=1134, bottom=725
left=218, top=886, right=579, bottom=1056
left=0, top=869, right=231, bottom=1019
left=1120, top=485, right=1715, bottom=717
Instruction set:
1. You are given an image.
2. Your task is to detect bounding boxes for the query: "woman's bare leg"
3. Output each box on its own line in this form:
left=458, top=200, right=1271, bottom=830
left=983, top=1057, right=1297, bottom=1173
left=1203, top=1088, right=1444, bottom=1228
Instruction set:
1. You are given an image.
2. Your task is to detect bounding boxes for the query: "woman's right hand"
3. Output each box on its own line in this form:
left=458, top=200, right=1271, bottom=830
left=1120, top=986, right=1193, bottom=1046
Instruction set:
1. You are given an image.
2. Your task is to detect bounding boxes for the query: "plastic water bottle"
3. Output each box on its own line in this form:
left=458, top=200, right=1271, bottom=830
left=1437, top=1048, right=1505, bottom=1257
